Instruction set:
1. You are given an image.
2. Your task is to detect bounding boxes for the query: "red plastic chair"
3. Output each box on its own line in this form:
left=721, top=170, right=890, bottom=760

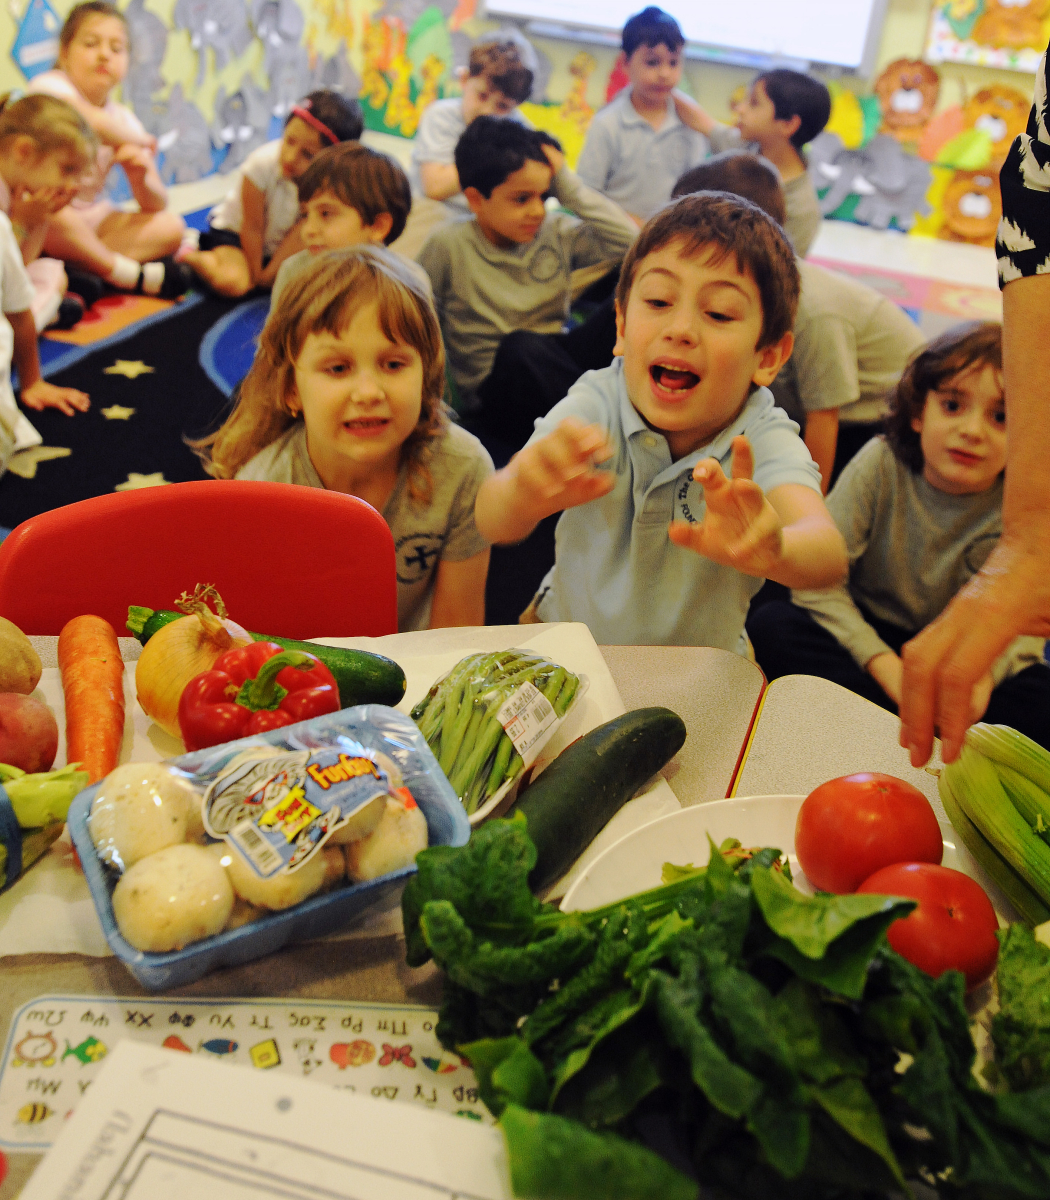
left=0, top=480, right=398, bottom=637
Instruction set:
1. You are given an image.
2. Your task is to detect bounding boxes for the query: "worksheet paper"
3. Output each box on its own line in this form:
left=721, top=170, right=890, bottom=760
left=19, top=1040, right=513, bottom=1200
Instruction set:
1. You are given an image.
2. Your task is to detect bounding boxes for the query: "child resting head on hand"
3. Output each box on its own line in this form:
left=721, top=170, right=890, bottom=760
left=474, top=190, right=847, bottom=650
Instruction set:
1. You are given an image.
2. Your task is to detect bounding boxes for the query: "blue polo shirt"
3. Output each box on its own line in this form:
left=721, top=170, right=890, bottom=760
left=530, top=361, right=822, bottom=649
left=576, top=89, right=709, bottom=221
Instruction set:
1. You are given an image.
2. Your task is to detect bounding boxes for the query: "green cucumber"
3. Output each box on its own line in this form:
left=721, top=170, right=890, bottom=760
left=513, top=707, right=687, bottom=893
left=127, top=607, right=406, bottom=709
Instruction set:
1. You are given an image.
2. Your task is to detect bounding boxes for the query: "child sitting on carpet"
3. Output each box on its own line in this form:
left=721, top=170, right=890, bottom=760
left=27, top=1, right=188, bottom=298
left=181, top=90, right=363, bottom=299
left=269, top=142, right=421, bottom=311
left=747, top=321, right=1050, bottom=748
left=193, top=246, right=493, bottom=631
left=0, top=94, right=96, bottom=331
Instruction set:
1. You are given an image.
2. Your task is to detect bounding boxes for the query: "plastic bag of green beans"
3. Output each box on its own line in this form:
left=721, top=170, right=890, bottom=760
left=410, top=650, right=585, bottom=820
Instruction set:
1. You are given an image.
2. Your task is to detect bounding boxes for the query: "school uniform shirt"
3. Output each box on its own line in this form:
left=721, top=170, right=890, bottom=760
left=27, top=69, right=148, bottom=206
left=706, top=121, right=823, bottom=257
left=419, top=166, right=636, bottom=408
left=208, top=140, right=300, bottom=259
left=529, top=360, right=822, bottom=649
left=0, top=212, right=42, bottom=465
left=792, top=437, right=1045, bottom=681
left=576, top=89, right=708, bottom=221
left=235, top=421, right=493, bottom=631
left=770, top=260, right=926, bottom=428
left=408, top=98, right=531, bottom=213
left=997, top=46, right=1050, bottom=282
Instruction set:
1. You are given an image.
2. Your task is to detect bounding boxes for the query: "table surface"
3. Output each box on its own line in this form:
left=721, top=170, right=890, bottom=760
left=1, top=638, right=927, bottom=1197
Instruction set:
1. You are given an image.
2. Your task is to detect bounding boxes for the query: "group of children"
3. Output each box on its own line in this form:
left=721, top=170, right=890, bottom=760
left=0, top=3, right=1045, bottom=743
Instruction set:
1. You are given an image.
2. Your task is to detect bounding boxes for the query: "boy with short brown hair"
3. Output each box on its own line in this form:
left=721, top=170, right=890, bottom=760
left=474, top=192, right=847, bottom=649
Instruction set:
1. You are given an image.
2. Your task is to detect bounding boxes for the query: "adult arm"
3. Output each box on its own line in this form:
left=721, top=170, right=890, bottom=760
left=900, top=273, right=1050, bottom=763
left=428, top=550, right=491, bottom=627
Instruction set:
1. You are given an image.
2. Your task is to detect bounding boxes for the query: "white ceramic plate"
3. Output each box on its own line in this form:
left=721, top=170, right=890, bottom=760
left=560, top=793, right=1017, bottom=921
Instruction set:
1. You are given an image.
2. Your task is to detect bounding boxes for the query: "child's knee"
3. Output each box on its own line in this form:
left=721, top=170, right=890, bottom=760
left=151, top=210, right=186, bottom=257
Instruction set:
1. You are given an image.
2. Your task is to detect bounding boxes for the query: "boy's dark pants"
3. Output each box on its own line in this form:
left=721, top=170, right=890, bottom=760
left=476, top=295, right=618, bottom=449
left=747, top=600, right=1050, bottom=750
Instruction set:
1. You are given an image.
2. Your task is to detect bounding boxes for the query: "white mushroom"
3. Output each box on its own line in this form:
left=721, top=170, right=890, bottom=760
left=90, top=762, right=193, bottom=871
left=345, top=795, right=429, bottom=883
left=112, top=843, right=234, bottom=952
left=328, top=794, right=386, bottom=843
left=220, top=841, right=328, bottom=910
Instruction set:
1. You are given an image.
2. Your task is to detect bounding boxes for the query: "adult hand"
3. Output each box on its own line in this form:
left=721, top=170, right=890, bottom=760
left=21, top=379, right=90, bottom=415
left=668, top=436, right=783, bottom=577
left=900, top=536, right=1050, bottom=765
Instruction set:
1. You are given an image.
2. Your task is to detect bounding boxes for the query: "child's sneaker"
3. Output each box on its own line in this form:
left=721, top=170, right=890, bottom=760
left=64, top=267, right=106, bottom=308
left=139, top=257, right=195, bottom=299
left=52, top=294, right=86, bottom=330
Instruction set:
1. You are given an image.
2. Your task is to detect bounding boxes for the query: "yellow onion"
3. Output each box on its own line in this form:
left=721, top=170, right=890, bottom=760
left=135, top=585, right=251, bottom=738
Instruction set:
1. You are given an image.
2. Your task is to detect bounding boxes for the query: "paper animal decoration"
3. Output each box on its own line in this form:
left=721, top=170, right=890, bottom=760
left=122, top=0, right=168, bottom=123
left=971, top=0, right=1050, bottom=50
left=963, top=84, right=1031, bottom=164
left=211, top=77, right=272, bottom=170
left=875, top=59, right=940, bottom=142
left=808, top=131, right=933, bottom=231
left=940, top=169, right=1002, bottom=243
left=11, top=0, right=61, bottom=80
left=156, top=82, right=215, bottom=183
left=174, top=0, right=255, bottom=86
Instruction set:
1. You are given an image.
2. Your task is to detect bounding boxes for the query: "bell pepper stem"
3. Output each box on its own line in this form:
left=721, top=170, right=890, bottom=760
left=235, top=650, right=317, bottom=712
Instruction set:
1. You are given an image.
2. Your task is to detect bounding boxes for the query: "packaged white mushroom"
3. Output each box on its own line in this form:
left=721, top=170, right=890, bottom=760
left=345, top=793, right=429, bottom=883
left=89, top=762, right=195, bottom=871
left=112, top=843, right=234, bottom=951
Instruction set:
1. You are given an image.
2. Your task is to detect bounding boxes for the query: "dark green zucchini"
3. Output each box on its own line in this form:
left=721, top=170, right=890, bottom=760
left=127, top=606, right=406, bottom=709
left=513, top=707, right=687, bottom=892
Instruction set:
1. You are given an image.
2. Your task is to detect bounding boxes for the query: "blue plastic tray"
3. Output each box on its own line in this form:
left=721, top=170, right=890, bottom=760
left=68, top=705, right=470, bottom=990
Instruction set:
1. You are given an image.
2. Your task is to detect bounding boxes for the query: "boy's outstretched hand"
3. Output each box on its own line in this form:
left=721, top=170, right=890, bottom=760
left=668, top=436, right=784, bottom=577
left=21, top=379, right=90, bottom=416
left=475, top=417, right=613, bottom=545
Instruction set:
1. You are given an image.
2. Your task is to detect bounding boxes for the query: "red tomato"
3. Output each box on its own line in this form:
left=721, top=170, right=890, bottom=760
left=794, top=773, right=943, bottom=893
left=857, top=862, right=999, bottom=990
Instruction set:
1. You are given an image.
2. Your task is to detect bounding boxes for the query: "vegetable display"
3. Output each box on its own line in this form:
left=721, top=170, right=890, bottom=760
left=402, top=815, right=1050, bottom=1200
left=939, top=724, right=1050, bottom=926
left=128, top=603, right=407, bottom=711
left=0, top=762, right=90, bottom=889
left=411, top=651, right=581, bottom=814
left=57, top=614, right=126, bottom=783
left=513, top=707, right=686, bottom=891
left=177, top=642, right=340, bottom=751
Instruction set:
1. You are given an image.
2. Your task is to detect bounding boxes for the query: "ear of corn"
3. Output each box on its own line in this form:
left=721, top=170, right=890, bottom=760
left=938, top=765, right=1050, bottom=927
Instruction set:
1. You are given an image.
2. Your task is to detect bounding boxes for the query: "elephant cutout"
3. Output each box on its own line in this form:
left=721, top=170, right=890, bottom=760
left=123, top=0, right=167, bottom=123
left=808, top=131, right=932, bottom=231
left=174, top=0, right=255, bottom=85
left=156, top=83, right=215, bottom=183
left=212, top=77, right=272, bottom=170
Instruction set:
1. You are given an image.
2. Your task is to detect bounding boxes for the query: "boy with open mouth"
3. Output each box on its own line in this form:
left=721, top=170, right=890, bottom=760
left=474, top=191, right=848, bottom=650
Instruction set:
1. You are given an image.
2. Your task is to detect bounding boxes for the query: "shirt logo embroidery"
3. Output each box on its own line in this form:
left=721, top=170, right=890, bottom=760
left=396, top=534, right=443, bottom=583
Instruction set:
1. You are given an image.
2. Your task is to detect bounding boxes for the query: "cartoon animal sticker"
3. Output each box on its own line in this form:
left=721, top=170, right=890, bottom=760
left=199, top=1038, right=239, bottom=1056
left=378, top=1043, right=416, bottom=1068
left=16, top=1103, right=54, bottom=1124
left=163, top=1035, right=193, bottom=1053
left=12, top=1032, right=57, bottom=1068
left=329, top=1040, right=376, bottom=1069
left=62, top=1036, right=107, bottom=1066
left=875, top=59, right=940, bottom=142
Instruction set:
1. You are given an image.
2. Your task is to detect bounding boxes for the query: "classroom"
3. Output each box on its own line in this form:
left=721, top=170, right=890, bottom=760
left=0, top=0, right=1049, bottom=1195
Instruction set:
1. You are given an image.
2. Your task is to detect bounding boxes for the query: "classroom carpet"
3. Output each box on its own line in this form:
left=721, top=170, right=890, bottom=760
left=0, top=254, right=1005, bottom=626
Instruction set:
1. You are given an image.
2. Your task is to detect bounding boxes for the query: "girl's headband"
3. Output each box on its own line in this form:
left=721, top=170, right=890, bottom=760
left=290, top=103, right=339, bottom=146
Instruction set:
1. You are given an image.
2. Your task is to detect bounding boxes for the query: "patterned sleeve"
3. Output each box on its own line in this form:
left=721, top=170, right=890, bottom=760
left=996, top=48, right=1050, bottom=284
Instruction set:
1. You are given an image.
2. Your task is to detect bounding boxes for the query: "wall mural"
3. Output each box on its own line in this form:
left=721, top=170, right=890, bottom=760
left=2, top=0, right=1032, bottom=248
left=927, top=0, right=1050, bottom=72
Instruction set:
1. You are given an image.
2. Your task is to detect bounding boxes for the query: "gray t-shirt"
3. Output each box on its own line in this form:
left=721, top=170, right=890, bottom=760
left=792, top=437, right=1045, bottom=682
left=771, top=260, right=927, bottom=428
left=418, top=166, right=636, bottom=407
left=236, top=421, right=493, bottom=631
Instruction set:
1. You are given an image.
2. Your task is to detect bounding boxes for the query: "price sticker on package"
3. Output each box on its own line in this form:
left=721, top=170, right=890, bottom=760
left=497, top=682, right=558, bottom=768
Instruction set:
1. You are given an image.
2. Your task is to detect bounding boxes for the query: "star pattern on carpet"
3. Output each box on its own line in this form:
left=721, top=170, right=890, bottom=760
left=103, top=360, right=154, bottom=379
left=6, top=446, right=72, bottom=479
left=100, top=404, right=136, bottom=420
left=115, top=471, right=169, bottom=491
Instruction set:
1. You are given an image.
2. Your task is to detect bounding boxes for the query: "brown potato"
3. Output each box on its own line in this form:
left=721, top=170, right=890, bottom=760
left=0, top=617, right=41, bottom=695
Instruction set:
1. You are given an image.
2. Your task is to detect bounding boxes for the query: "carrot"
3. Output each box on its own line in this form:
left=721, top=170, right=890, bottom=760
left=58, top=615, right=126, bottom=784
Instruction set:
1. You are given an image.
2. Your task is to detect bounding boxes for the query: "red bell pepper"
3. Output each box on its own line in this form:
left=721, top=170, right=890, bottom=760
left=178, top=641, right=340, bottom=751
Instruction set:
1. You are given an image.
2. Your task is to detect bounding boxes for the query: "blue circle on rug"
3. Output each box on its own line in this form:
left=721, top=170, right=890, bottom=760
left=199, top=296, right=269, bottom=397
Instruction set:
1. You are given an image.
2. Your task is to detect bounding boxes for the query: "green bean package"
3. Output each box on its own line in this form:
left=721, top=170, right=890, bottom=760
left=410, top=651, right=585, bottom=821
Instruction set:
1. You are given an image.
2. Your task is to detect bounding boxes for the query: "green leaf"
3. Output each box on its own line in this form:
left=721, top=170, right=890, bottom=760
left=460, top=1037, right=549, bottom=1117
left=769, top=979, right=866, bottom=1084
left=751, top=865, right=914, bottom=960
left=553, top=1018, right=668, bottom=1127
left=547, top=987, right=649, bottom=1106
left=651, top=969, right=762, bottom=1119
left=811, top=1075, right=906, bottom=1190
left=746, top=1089, right=811, bottom=1180
left=500, top=1104, right=699, bottom=1200
left=992, top=924, right=1050, bottom=1091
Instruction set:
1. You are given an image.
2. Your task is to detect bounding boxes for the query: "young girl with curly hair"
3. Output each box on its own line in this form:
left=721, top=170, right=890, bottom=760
left=194, top=245, right=493, bottom=630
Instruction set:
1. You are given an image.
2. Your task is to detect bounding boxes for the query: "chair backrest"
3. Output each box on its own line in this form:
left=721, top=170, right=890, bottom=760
left=0, top=480, right=398, bottom=637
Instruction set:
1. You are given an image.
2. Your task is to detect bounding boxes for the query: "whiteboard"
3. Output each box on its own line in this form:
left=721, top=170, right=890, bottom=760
left=488, top=0, right=888, bottom=72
